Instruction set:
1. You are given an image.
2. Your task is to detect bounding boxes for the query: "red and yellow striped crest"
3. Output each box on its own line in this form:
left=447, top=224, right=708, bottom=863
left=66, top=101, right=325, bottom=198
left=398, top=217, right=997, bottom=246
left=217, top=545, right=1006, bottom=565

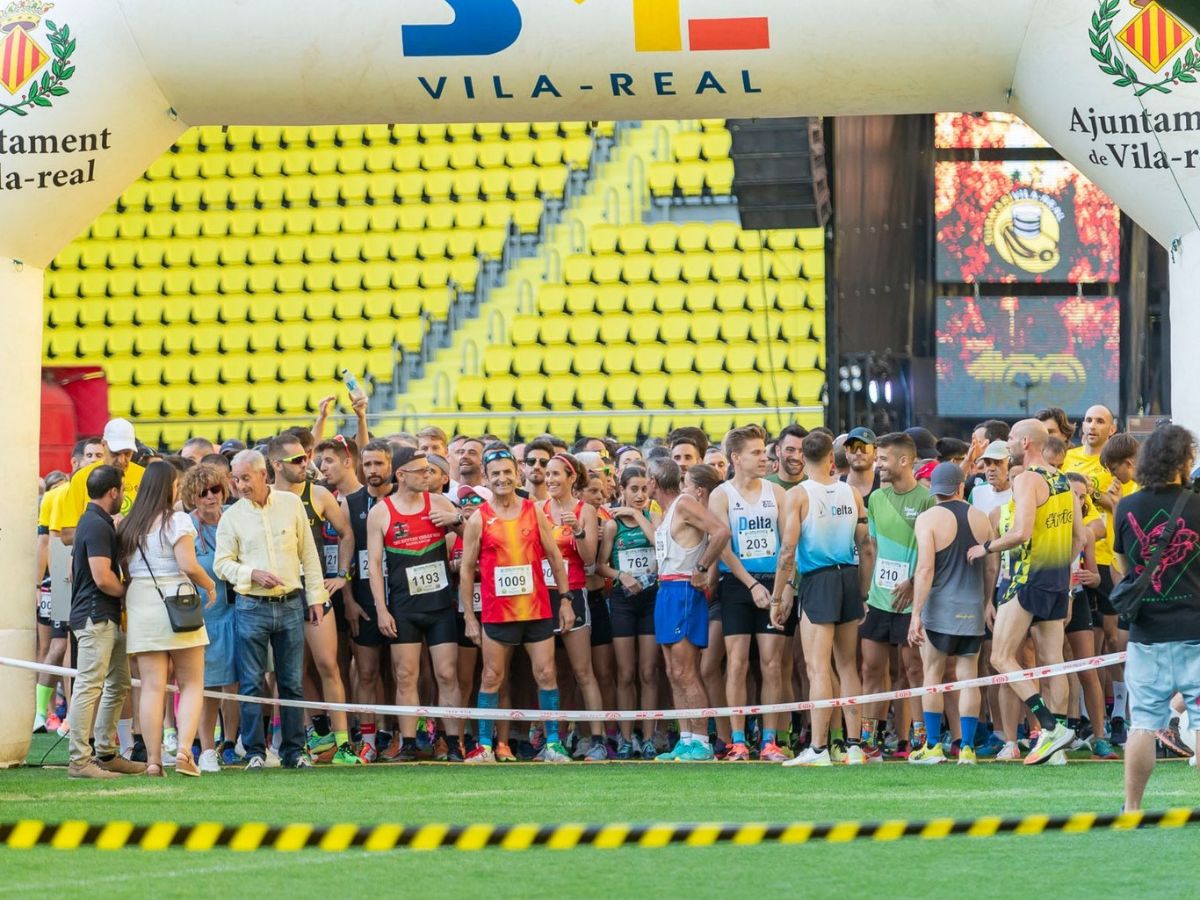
left=0, top=25, right=48, bottom=94
left=1117, top=1, right=1192, bottom=73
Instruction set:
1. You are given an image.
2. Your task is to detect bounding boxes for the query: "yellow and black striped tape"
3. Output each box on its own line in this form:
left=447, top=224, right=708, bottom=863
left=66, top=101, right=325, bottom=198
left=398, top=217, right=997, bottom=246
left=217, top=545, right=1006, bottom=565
left=2, top=808, right=1198, bottom=852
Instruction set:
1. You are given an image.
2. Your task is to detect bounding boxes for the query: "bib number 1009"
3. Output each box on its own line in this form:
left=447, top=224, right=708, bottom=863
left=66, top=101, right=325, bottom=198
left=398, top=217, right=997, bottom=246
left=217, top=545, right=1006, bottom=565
left=494, top=565, right=533, bottom=597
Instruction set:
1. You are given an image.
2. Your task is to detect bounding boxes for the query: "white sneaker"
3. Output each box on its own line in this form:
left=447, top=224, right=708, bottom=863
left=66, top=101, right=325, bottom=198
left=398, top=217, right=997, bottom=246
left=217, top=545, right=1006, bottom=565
left=843, top=745, right=866, bottom=766
left=163, top=730, right=178, bottom=755
left=245, top=755, right=266, bottom=770
left=1048, top=749, right=1068, bottom=766
left=265, top=747, right=282, bottom=768
left=996, top=742, right=1021, bottom=761
left=198, top=749, right=221, bottom=773
left=783, top=747, right=832, bottom=767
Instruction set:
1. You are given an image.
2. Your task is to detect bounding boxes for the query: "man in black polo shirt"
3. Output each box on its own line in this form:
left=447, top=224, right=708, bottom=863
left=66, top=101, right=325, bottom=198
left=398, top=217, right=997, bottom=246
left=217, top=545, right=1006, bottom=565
left=68, top=465, right=145, bottom=779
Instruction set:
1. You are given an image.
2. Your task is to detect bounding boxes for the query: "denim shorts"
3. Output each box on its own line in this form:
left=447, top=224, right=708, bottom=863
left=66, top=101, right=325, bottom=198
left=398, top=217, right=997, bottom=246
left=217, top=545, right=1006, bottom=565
left=1125, top=640, right=1200, bottom=731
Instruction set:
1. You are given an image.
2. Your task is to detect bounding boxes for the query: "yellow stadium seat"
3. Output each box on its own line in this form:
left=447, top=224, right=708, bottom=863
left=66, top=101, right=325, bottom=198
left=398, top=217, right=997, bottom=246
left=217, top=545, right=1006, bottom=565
left=711, top=252, right=743, bottom=282
left=510, top=168, right=540, bottom=199
left=484, top=375, right=517, bottom=409
left=725, top=342, right=757, bottom=373
left=602, top=345, right=634, bottom=376
left=623, top=254, right=653, bottom=284
left=698, top=374, right=730, bottom=407
left=701, top=130, right=732, bottom=160
left=681, top=255, right=711, bottom=283
left=651, top=255, right=683, bottom=284
left=665, top=344, right=695, bottom=373
left=576, top=375, right=606, bottom=408
left=666, top=373, right=700, bottom=407
left=568, top=314, right=601, bottom=345
left=633, top=345, right=664, bottom=374
left=562, top=286, right=594, bottom=315
left=563, top=256, right=592, bottom=285
left=751, top=315, right=783, bottom=343
left=720, top=311, right=753, bottom=343
left=624, top=285, right=653, bottom=314
left=689, top=311, right=720, bottom=343
left=684, top=285, right=716, bottom=313
left=677, top=162, right=706, bottom=197
left=574, top=346, right=603, bottom=376
left=515, top=379, right=545, bottom=410
left=674, top=132, right=703, bottom=162
left=637, top=373, right=670, bottom=407
left=606, top=374, right=637, bottom=408
left=484, top=346, right=514, bottom=376
left=545, top=379, right=575, bottom=410
left=627, top=317, right=657, bottom=345
left=600, top=316, right=631, bottom=345
left=539, top=315, right=569, bottom=345
left=707, top=159, right=735, bottom=194
left=648, top=162, right=676, bottom=196
left=618, top=226, right=649, bottom=254
left=511, top=316, right=541, bottom=345
left=647, top=224, right=678, bottom=254
left=592, top=255, right=621, bottom=285
left=790, top=371, right=826, bottom=403
left=543, top=346, right=574, bottom=377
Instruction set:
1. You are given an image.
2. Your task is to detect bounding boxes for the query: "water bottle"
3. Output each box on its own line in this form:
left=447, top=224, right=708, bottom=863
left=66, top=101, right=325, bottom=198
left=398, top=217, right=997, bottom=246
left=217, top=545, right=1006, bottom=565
left=341, top=368, right=366, bottom=404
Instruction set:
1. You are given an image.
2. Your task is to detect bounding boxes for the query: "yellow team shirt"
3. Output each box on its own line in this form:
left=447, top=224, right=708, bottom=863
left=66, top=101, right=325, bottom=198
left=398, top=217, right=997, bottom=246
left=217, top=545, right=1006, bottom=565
left=37, top=483, right=67, bottom=534
left=1061, top=446, right=1137, bottom=567
left=49, top=460, right=145, bottom=532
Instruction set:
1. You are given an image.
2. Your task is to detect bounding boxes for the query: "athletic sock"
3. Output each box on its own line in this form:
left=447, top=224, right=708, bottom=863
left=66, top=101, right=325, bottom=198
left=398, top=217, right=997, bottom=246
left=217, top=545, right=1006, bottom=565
left=679, top=731, right=693, bottom=746
left=830, top=727, right=844, bottom=744
left=36, top=683, right=53, bottom=718
left=334, top=730, right=349, bottom=748
left=961, top=717, right=979, bottom=749
left=538, top=690, right=561, bottom=743
left=763, top=729, right=777, bottom=747
left=360, top=725, right=377, bottom=749
left=860, top=719, right=877, bottom=745
left=116, top=718, right=133, bottom=757
left=311, top=714, right=332, bottom=736
left=912, top=721, right=926, bottom=748
left=1066, top=717, right=1081, bottom=736
left=1024, top=693, right=1059, bottom=732
left=477, top=692, right=498, bottom=748
left=1112, top=682, right=1128, bottom=720
left=732, top=730, right=746, bottom=745
left=923, top=712, right=942, bottom=749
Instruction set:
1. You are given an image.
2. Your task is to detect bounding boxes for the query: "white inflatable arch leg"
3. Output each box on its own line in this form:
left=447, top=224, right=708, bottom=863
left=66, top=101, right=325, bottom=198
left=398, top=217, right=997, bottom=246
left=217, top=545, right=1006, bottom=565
left=1170, top=231, right=1200, bottom=432
left=0, top=261, right=44, bottom=767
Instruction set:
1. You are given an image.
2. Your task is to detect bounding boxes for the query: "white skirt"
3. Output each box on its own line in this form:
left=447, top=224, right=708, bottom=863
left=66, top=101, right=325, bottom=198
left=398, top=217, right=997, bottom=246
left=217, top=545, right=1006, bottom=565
left=125, top=577, right=210, bottom=655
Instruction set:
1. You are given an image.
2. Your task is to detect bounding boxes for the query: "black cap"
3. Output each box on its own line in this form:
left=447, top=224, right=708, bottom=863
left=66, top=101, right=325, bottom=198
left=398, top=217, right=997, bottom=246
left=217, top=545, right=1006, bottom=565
left=846, top=427, right=877, bottom=446
left=905, top=427, right=939, bottom=460
left=220, top=439, right=247, bottom=457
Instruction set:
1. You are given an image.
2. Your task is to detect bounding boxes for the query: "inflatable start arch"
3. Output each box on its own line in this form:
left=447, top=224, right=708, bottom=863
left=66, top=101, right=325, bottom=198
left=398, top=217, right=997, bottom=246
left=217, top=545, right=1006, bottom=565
left=2, top=0, right=1198, bottom=764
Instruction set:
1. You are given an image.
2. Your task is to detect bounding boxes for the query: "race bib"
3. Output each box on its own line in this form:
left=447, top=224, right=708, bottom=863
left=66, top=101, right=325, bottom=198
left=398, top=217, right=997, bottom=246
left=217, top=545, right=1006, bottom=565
left=322, top=544, right=338, bottom=577
left=406, top=561, right=448, bottom=596
left=458, top=583, right=484, bottom=614
left=37, top=590, right=52, bottom=619
left=541, top=557, right=568, bottom=585
left=618, top=547, right=655, bottom=576
left=738, top=528, right=777, bottom=560
left=874, top=559, right=911, bottom=592
left=495, top=564, right=533, bottom=597
left=655, top=529, right=667, bottom=564
left=357, top=549, right=369, bottom=581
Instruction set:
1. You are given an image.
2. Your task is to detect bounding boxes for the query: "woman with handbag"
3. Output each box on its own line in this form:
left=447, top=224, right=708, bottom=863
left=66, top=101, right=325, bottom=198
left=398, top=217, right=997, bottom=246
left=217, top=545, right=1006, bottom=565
left=118, top=461, right=217, bottom=777
left=180, top=462, right=239, bottom=772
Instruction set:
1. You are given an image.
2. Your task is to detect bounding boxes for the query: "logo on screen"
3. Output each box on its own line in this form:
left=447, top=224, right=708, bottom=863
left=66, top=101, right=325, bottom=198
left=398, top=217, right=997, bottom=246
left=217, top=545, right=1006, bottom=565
left=401, top=0, right=770, bottom=57
left=1090, top=0, right=1197, bottom=97
left=983, top=192, right=1064, bottom=275
left=0, top=2, right=76, bottom=117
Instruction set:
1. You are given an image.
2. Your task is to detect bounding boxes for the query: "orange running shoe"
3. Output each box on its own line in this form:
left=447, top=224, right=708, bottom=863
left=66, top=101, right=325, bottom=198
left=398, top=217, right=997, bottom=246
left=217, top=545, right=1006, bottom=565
left=724, top=742, right=751, bottom=761
left=494, top=741, right=517, bottom=762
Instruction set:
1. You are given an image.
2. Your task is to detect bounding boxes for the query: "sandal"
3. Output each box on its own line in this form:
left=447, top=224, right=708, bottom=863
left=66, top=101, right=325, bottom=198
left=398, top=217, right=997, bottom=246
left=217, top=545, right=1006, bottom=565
left=175, top=752, right=201, bottom=777
left=145, top=764, right=164, bottom=778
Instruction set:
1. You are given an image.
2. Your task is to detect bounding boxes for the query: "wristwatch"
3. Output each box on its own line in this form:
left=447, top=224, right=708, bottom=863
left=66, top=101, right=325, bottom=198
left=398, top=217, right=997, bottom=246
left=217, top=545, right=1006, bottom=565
left=982, top=540, right=992, bottom=554
left=696, top=563, right=708, bottom=574
left=337, top=570, right=350, bottom=579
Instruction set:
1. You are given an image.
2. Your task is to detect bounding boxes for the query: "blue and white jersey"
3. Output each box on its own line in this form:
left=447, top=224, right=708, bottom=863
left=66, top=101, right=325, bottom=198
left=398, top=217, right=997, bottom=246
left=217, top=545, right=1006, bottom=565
left=795, top=479, right=859, bottom=573
left=715, top=481, right=780, bottom=575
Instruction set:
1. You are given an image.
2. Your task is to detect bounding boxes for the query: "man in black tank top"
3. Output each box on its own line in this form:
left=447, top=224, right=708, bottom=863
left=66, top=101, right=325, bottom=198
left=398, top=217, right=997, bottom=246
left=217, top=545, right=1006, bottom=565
left=907, top=463, right=997, bottom=765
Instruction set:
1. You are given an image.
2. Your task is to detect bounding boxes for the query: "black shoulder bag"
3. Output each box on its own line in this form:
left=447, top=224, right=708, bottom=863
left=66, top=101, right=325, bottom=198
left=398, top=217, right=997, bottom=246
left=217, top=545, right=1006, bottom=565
left=138, top=544, right=205, bottom=633
left=1108, top=490, right=1192, bottom=624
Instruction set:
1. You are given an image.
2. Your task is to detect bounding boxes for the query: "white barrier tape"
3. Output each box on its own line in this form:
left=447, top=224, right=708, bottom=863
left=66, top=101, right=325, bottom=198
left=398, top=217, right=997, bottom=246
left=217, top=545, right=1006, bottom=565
left=0, top=652, right=1127, bottom=723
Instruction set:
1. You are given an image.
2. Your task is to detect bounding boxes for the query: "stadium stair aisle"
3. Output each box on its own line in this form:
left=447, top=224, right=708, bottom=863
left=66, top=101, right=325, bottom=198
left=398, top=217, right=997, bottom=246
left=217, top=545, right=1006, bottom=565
left=390, top=121, right=827, bottom=443
left=41, top=122, right=599, bottom=448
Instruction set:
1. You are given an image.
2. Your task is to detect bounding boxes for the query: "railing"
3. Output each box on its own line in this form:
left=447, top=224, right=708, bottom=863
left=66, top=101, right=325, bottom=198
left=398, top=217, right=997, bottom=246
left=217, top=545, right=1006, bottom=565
left=627, top=153, right=646, bottom=224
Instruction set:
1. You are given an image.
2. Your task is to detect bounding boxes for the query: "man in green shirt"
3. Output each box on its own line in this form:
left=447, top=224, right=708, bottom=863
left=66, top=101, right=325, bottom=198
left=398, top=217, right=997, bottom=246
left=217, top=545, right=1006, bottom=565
left=859, top=432, right=935, bottom=759
left=766, top=424, right=808, bottom=489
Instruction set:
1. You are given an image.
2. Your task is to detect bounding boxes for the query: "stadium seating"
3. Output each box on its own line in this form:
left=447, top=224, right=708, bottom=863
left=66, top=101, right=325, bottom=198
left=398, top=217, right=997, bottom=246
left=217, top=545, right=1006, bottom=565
left=648, top=119, right=736, bottom=200
left=43, top=121, right=602, bottom=446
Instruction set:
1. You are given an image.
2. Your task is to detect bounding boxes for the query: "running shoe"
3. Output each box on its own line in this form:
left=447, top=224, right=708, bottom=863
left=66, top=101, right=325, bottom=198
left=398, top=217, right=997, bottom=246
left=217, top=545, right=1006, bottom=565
left=494, top=741, right=517, bottom=762
left=221, top=744, right=241, bottom=766
left=46, top=713, right=63, bottom=733
left=244, top=755, right=266, bottom=770
left=724, top=741, right=752, bottom=762
left=655, top=743, right=684, bottom=762
left=843, top=744, right=866, bottom=765
left=306, top=731, right=336, bottom=763
left=889, top=740, right=912, bottom=761
left=528, top=727, right=545, bottom=754
left=198, top=749, right=221, bottom=773
left=392, top=740, right=419, bottom=762
left=1024, top=723, right=1076, bottom=766
left=569, top=731, right=588, bottom=760
left=585, top=742, right=608, bottom=762
left=783, top=746, right=832, bottom=767
left=537, top=741, right=572, bottom=763
left=265, top=747, right=282, bottom=768
left=759, top=741, right=789, bottom=763
left=1047, top=749, right=1068, bottom=766
left=163, top=729, right=179, bottom=756
left=640, top=739, right=657, bottom=761
left=379, top=740, right=402, bottom=762
left=829, top=740, right=848, bottom=764
left=464, top=745, right=495, bottom=764
left=957, top=746, right=977, bottom=766
left=653, top=731, right=671, bottom=753
left=284, top=754, right=314, bottom=769
left=616, top=739, right=635, bottom=760
left=975, top=734, right=1006, bottom=759
left=1157, top=720, right=1194, bottom=758
left=32, top=714, right=46, bottom=734
left=446, top=740, right=464, bottom=763
left=861, top=744, right=885, bottom=764
left=908, top=743, right=946, bottom=765
left=711, top=738, right=729, bottom=760
left=996, top=742, right=1022, bottom=761
left=1109, top=717, right=1127, bottom=746
left=679, top=740, right=716, bottom=762
left=433, top=736, right=449, bottom=761
left=130, top=737, right=146, bottom=763
left=1091, top=738, right=1120, bottom=761
left=332, top=743, right=363, bottom=766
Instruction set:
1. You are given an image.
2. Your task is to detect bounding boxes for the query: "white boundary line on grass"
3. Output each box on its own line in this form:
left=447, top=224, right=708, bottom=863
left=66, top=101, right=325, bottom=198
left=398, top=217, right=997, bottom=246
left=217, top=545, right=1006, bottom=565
left=0, top=652, right=1126, bottom=722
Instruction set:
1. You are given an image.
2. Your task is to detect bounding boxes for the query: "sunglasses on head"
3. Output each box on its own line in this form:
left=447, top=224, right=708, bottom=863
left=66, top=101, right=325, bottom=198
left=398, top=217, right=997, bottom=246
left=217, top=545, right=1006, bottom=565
left=483, top=449, right=515, bottom=465
left=525, top=457, right=550, bottom=468
left=200, top=484, right=224, bottom=498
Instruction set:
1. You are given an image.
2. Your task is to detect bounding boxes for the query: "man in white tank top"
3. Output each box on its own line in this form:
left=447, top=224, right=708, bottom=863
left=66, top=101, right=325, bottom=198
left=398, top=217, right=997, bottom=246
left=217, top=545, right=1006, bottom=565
left=648, top=458, right=731, bottom=763
left=709, top=425, right=790, bottom=762
left=774, top=432, right=873, bottom=767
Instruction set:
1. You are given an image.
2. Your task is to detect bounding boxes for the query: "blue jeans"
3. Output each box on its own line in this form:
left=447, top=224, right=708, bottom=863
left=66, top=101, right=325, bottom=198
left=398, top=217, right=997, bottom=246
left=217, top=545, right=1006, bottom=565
left=235, top=595, right=306, bottom=764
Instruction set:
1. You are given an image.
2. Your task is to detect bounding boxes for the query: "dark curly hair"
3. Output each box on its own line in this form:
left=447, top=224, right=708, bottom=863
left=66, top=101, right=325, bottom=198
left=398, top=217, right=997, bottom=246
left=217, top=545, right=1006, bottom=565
left=1136, top=424, right=1196, bottom=490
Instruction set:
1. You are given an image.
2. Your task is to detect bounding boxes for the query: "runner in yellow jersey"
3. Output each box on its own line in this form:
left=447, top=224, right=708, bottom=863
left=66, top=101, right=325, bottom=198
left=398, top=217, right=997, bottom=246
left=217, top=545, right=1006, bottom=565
left=969, top=420, right=1087, bottom=765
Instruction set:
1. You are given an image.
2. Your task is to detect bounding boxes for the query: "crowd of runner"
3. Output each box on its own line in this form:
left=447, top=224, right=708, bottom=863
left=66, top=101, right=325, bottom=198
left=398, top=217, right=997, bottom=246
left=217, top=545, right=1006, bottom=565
left=31, top=402, right=1197, bottom=775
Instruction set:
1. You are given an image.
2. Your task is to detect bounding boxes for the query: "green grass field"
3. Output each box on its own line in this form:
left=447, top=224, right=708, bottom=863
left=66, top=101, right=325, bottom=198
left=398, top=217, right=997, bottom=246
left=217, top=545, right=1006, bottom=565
left=3, top=735, right=1197, bottom=899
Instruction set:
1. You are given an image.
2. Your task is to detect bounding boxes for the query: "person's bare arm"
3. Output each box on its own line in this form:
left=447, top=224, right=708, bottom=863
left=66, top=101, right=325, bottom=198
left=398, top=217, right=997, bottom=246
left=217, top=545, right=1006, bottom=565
left=971, top=471, right=1036, bottom=560
left=173, top=532, right=218, bottom=606
left=577, top=504, right=599, bottom=569
left=854, top=487, right=874, bottom=598
left=312, top=396, right=336, bottom=443
left=88, top=556, right=125, bottom=598
left=907, top=511, right=937, bottom=646
left=366, top=501, right=394, bottom=639
left=1071, top=490, right=1088, bottom=559
left=458, top=514, right=483, bottom=645
left=596, top=519, right=621, bottom=583
left=677, top=494, right=731, bottom=573
left=773, top=487, right=805, bottom=601
left=535, top=507, right=574, bottom=632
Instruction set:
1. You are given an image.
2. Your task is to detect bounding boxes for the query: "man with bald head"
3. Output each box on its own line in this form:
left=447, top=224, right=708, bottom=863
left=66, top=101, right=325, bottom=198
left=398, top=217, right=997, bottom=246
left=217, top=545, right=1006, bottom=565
left=968, top=420, right=1087, bottom=765
left=1062, top=404, right=1136, bottom=742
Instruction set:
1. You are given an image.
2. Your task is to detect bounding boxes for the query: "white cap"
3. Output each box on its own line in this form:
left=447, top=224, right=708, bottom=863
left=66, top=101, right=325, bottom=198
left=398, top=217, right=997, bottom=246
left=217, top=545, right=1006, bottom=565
left=102, top=418, right=137, bottom=453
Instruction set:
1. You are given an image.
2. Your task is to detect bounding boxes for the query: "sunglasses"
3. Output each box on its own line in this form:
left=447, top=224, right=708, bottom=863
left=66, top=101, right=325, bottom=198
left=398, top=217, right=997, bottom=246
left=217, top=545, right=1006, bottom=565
left=461, top=494, right=485, bottom=506
left=400, top=466, right=434, bottom=476
left=525, top=458, right=550, bottom=468
left=484, top=449, right=515, bottom=465
left=200, top=484, right=224, bottom=498
left=278, top=453, right=307, bottom=466
left=592, top=466, right=613, bottom=477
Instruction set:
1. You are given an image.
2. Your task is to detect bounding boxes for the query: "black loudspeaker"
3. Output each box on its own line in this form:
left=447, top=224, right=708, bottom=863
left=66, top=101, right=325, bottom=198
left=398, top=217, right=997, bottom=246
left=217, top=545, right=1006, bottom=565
left=727, top=117, right=831, bottom=230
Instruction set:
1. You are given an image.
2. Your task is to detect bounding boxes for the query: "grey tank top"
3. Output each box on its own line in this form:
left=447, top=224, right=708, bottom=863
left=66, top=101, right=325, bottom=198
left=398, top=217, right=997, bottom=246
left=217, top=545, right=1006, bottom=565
left=923, top=501, right=985, bottom=636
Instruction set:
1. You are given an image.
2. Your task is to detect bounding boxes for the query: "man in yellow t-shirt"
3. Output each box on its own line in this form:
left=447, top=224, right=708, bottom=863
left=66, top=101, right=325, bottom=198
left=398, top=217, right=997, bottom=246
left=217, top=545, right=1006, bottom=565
left=51, top=419, right=145, bottom=545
